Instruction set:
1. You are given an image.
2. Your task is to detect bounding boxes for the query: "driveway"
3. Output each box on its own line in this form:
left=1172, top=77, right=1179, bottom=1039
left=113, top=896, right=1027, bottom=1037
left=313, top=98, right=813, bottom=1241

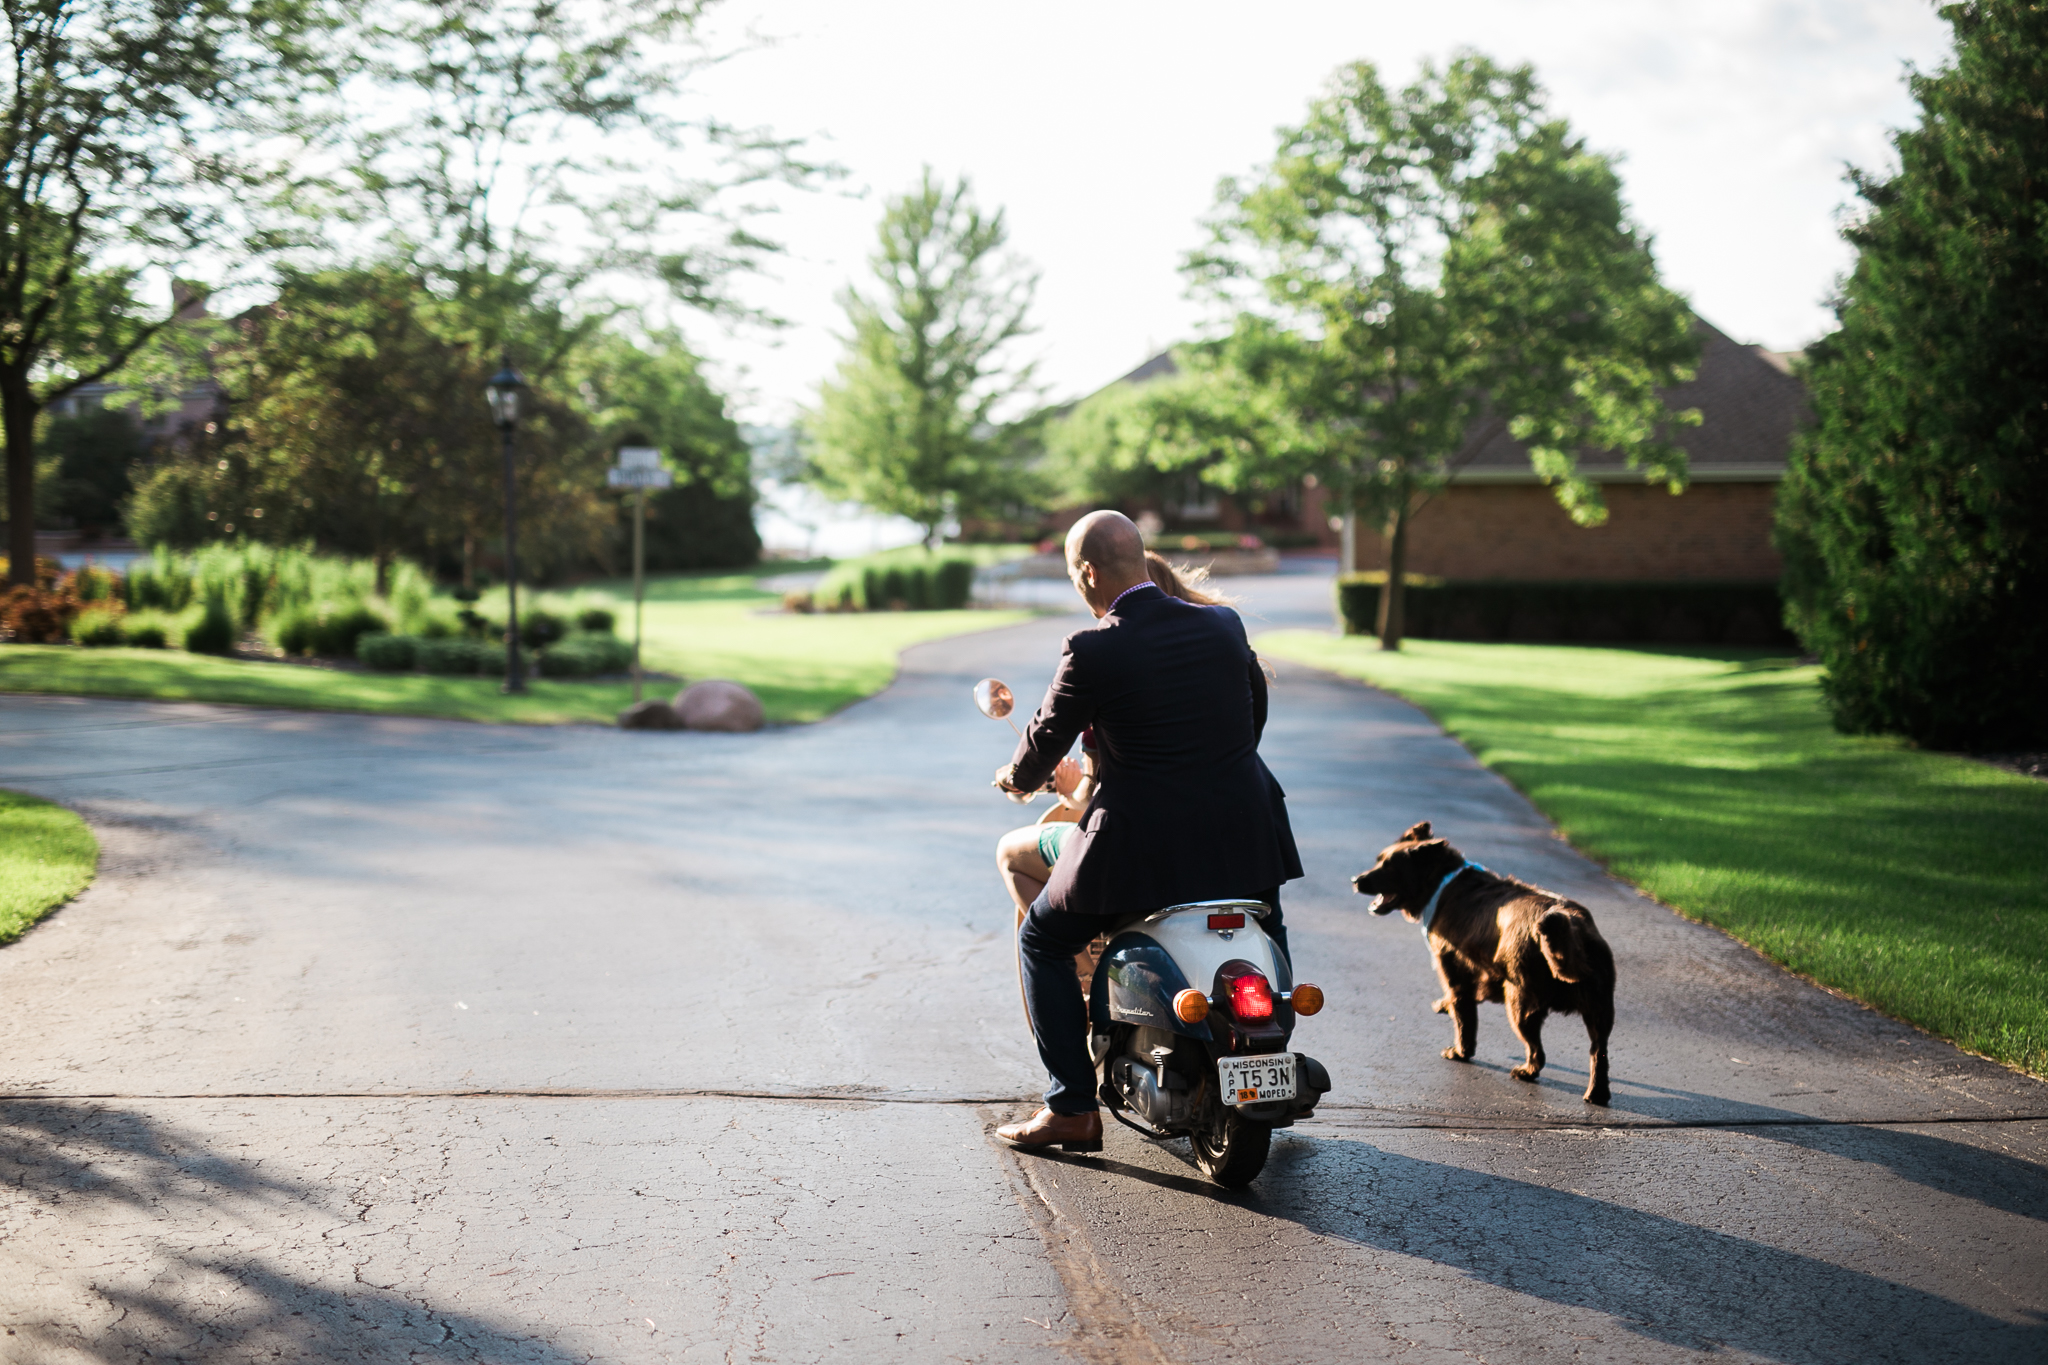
left=1, top=574, right=2042, bottom=1363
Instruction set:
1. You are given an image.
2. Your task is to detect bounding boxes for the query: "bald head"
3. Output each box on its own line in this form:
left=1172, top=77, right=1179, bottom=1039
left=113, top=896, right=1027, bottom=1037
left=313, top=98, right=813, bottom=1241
left=1064, top=510, right=1151, bottom=617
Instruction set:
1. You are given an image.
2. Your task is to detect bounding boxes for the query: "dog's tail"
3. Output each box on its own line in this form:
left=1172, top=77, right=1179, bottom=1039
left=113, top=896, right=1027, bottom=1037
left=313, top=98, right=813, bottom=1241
left=1536, top=908, right=1585, bottom=984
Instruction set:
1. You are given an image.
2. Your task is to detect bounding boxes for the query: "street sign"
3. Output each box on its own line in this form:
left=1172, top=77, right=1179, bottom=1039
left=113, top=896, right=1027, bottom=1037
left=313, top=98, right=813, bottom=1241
left=618, top=445, right=662, bottom=470
left=607, top=467, right=674, bottom=489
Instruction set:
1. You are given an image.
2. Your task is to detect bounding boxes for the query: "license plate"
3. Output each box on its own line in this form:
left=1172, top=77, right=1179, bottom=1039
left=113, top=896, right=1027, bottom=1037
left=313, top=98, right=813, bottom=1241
left=1218, top=1052, right=1296, bottom=1105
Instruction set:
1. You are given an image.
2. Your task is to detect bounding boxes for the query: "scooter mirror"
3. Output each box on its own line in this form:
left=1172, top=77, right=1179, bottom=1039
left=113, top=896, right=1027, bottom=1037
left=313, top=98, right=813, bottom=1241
left=973, top=678, right=1015, bottom=721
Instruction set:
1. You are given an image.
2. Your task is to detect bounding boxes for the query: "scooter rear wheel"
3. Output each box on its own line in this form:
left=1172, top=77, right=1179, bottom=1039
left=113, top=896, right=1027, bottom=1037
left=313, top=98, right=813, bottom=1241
left=1192, top=1104, right=1272, bottom=1188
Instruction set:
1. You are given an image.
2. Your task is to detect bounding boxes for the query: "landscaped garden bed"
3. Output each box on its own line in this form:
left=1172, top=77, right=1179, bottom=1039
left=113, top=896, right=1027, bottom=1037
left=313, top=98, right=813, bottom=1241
left=1, top=567, right=1029, bottom=726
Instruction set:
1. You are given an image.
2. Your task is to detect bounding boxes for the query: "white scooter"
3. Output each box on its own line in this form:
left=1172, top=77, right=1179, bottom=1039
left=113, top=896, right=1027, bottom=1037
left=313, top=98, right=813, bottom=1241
left=976, top=678, right=1331, bottom=1187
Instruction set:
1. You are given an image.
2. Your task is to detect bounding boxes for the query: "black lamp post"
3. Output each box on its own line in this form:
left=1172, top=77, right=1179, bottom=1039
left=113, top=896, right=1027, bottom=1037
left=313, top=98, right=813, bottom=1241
left=485, top=355, right=529, bottom=694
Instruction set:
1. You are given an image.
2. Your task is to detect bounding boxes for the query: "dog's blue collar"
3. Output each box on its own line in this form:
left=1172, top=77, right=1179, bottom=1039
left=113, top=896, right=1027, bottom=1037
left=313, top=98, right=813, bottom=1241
left=1419, top=861, right=1486, bottom=935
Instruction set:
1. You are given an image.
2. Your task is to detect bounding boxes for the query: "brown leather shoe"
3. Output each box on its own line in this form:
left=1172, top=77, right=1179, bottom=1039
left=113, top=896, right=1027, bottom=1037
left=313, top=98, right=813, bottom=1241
left=996, top=1108, right=1103, bottom=1153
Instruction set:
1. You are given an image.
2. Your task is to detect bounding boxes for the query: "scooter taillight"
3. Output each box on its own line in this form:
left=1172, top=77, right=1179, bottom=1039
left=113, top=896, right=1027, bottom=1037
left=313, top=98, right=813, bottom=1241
left=1228, top=972, right=1274, bottom=1020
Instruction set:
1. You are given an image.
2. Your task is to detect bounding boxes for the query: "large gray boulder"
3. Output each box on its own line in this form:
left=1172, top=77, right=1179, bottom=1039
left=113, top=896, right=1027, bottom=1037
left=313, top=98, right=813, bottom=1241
left=617, top=698, right=686, bottom=731
left=674, top=679, right=765, bottom=733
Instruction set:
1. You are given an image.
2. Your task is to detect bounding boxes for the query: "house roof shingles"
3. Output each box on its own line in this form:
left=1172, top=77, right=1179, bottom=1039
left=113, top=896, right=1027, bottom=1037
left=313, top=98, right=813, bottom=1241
left=1109, top=316, right=1805, bottom=483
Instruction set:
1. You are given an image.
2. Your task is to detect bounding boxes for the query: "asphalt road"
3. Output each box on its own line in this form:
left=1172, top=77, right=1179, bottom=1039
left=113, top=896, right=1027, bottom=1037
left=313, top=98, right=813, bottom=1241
left=1, top=572, right=2043, bottom=1364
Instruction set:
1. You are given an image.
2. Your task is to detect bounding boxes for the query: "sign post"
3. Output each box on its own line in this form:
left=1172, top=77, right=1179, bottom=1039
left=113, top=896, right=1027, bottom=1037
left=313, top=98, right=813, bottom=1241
left=607, top=446, right=672, bottom=703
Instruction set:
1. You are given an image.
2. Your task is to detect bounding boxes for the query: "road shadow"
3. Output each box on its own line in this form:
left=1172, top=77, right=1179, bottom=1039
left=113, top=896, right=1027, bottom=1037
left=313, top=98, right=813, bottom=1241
left=1596, top=1075, right=2048, bottom=1224
left=1023, top=1123, right=2044, bottom=1365
left=1378, top=1056, right=2048, bottom=1226
left=0, top=1099, right=587, bottom=1363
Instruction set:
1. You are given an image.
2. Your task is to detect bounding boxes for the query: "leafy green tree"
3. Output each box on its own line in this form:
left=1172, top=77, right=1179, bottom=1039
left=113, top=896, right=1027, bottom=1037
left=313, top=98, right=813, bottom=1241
left=1177, top=54, right=1699, bottom=646
left=579, top=331, right=760, bottom=569
left=36, top=405, right=145, bottom=534
left=1776, top=0, right=2048, bottom=748
left=129, top=263, right=612, bottom=582
left=343, top=0, right=814, bottom=343
left=0, top=0, right=337, bottom=583
left=807, top=170, right=1041, bottom=548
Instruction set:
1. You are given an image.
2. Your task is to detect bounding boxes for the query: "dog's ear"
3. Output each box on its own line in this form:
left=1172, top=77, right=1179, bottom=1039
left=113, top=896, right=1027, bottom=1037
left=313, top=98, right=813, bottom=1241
left=1400, top=820, right=1433, bottom=843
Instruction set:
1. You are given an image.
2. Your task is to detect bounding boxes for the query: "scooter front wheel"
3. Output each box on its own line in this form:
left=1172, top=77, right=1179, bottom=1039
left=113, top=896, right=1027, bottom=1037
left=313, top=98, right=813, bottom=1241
left=1191, top=1099, right=1272, bottom=1188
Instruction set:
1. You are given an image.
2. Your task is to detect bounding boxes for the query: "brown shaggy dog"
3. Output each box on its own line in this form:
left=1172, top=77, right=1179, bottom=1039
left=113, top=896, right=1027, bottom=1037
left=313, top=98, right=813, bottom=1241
left=1353, top=821, right=1614, bottom=1105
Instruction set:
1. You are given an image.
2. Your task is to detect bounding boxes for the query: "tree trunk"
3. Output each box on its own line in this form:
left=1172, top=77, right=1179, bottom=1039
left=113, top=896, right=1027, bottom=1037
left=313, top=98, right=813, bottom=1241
left=1375, top=502, right=1409, bottom=651
left=374, top=548, right=392, bottom=598
left=461, top=534, right=475, bottom=590
left=3, top=372, right=39, bottom=586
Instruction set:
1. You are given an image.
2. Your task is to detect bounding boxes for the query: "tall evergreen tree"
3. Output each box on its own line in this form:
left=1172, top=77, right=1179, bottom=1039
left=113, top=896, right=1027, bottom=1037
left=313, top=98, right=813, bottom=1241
left=1777, top=0, right=2048, bottom=748
left=806, top=170, right=1040, bottom=548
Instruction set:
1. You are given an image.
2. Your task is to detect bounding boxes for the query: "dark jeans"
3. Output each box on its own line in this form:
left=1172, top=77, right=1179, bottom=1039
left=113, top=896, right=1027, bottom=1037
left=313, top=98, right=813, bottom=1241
left=1019, top=889, right=1287, bottom=1115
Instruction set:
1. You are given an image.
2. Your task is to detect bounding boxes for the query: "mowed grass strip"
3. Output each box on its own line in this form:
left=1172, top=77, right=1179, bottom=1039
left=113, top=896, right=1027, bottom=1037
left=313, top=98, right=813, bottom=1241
left=0, top=573, right=1031, bottom=726
left=1255, top=633, right=2048, bottom=1078
left=0, top=789, right=98, bottom=944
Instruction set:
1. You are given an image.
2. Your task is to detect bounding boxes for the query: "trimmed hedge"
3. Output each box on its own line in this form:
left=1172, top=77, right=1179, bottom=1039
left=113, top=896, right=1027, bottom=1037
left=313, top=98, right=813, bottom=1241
left=535, top=632, right=634, bottom=678
left=812, top=551, right=978, bottom=612
left=1336, top=576, right=1794, bottom=646
left=356, top=632, right=418, bottom=671
left=417, top=638, right=505, bottom=675
left=275, top=603, right=389, bottom=658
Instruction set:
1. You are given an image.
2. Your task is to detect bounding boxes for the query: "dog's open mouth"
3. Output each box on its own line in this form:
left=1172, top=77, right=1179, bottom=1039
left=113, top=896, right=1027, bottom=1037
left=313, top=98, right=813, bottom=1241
left=1367, top=893, right=1394, bottom=916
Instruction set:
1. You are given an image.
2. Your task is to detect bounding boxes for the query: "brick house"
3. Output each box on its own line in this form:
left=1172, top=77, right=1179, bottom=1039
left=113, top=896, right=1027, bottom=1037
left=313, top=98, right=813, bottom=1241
left=1089, top=317, right=1804, bottom=584
left=1344, top=319, right=1803, bottom=581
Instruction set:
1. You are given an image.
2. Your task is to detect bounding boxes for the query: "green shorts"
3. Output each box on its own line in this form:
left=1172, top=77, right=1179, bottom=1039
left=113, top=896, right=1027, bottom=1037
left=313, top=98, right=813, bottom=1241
left=1037, top=820, right=1078, bottom=867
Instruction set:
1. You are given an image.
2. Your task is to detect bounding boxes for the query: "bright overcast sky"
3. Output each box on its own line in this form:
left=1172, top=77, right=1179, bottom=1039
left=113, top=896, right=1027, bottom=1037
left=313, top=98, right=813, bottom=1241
left=678, top=0, right=1953, bottom=426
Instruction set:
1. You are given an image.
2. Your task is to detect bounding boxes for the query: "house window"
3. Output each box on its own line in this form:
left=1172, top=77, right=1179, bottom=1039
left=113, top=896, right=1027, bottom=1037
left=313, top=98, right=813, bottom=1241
left=1168, top=473, right=1220, bottom=522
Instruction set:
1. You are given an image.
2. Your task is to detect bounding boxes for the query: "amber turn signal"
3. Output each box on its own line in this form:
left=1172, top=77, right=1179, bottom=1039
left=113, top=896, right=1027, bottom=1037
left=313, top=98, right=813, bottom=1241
left=1173, top=988, right=1211, bottom=1024
left=1290, top=983, right=1325, bottom=1017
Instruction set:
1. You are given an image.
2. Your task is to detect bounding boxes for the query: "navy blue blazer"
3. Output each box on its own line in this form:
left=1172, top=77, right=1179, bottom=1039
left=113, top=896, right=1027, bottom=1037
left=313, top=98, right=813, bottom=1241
left=1008, top=583, right=1304, bottom=918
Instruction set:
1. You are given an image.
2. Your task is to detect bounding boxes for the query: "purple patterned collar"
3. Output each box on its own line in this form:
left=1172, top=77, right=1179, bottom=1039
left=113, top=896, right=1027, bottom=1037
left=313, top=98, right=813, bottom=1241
left=1109, top=581, right=1160, bottom=613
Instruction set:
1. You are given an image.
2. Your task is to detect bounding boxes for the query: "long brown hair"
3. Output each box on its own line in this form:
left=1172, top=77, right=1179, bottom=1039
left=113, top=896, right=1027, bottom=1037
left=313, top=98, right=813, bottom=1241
left=1145, top=550, right=1234, bottom=606
left=1146, top=549, right=1273, bottom=680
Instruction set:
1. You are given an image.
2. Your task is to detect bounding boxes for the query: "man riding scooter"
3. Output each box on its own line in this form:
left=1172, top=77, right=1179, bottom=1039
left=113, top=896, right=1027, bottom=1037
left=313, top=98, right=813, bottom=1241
left=992, top=511, right=1305, bottom=1152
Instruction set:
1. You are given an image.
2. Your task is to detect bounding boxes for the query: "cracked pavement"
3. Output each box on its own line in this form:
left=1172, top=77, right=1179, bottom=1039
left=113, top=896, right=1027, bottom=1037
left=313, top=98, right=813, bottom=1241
left=2, top=569, right=2044, bottom=1362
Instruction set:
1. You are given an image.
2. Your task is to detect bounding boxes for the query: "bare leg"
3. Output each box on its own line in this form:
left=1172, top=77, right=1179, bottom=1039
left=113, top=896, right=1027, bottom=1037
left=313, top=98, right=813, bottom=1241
left=996, top=827, right=1050, bottom=918
left=997, top=827, right=1098, bottom=1009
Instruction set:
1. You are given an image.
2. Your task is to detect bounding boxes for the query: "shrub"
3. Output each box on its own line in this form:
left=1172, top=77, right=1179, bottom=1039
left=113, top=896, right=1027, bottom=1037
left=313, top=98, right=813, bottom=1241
left=416, top=638, right=505, bottom=675
left=0, top=583, right=81, bottom=642
left=274, top=602, right=389, bottom=657
left=124, top=620, right=169, bottom=648
left=183, top=597, right=239, bottom=654
left=73, top=608, right=127, bottom=647
left=575, top=607, right=616, bottom=634
left=1334, top=576, right=1793, bottom=646
left=1145, top=530, right=1266, bottom=551
left=537, top=632, right=634, bottom=678
left=124, top=546, right=194, bottom=611
left=118, top=610, right=176, bottom=648
left=816, top=551, right=976, bottom=611
left=68, top=565, right=121, bottom=602
left=357, top=632, right=419, bottom=671
left=0, top=555, right=64, bottom=589
left=520, top=608, right=568, bottom=649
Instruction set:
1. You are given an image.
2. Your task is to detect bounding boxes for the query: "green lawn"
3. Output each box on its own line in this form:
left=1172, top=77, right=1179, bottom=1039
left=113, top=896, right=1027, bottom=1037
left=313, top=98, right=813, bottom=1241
left=1256, top=633, right=2048, bottom=1078
left=0, top=789, right=98, bottom=944
left=0, top=573, right=1031, bottom=726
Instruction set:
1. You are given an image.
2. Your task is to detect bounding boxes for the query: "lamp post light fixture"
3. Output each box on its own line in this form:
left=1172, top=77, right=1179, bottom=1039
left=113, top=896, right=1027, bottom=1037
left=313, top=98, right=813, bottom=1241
left=607, top=439, right=672, bottom=704
left=486, top=355, right=530, bottom=694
